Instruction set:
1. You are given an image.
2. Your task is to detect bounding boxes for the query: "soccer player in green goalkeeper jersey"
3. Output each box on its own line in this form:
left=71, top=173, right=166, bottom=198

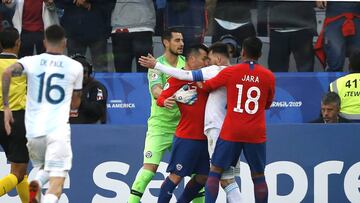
left=128, top=28, right=200, bottom=202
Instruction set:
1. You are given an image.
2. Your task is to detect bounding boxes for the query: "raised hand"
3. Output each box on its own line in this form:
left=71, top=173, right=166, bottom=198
left=139, top=54, right=157, bottom=69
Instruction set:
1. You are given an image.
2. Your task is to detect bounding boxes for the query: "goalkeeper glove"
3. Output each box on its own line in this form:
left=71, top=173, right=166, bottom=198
left=174, top=84, right=198, bottom=105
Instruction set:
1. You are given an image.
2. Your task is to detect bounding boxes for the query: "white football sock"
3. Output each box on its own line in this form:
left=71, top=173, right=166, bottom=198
left=43, top=193, right=58, bottom=203
left=224, top=182, right=242, bottom=203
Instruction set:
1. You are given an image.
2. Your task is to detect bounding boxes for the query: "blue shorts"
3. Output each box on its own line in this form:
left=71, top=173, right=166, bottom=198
left=211, top=138, right=266, bottom=174
left=167, top=137, right=210, bottom=177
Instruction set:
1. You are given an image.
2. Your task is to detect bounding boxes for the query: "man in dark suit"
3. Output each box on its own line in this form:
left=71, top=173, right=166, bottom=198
left=311, top=92, right=351, bottom=123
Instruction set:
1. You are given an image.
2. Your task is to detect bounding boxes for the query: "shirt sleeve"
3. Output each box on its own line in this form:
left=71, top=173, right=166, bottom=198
left=156, top=78, right=183, bottom=107
left=148, top=68, right=164, bottom=89
left=74, top=64, right=83, bottom=90
left=17, top=56, right=33, bottom=74
left=155, top=62, right=194, bottom=81
left=195, top=65, right=223, bottom=81
left=201, top=68, right=230, bottom=92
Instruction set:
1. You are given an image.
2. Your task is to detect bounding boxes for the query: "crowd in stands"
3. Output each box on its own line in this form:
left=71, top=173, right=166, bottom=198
left=0, top=0, right=359, bottom=73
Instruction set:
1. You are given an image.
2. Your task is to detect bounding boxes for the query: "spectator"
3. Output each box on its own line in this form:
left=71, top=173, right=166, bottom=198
left=55, top=0, right=114, bottom=72
left=329, top=50, right=360, bottom=122
left=111, top=0, right=155, bottom=73
left=154, top=0, right=166, bottom=36
left=210, top=0, right=256, bottom=58
left=69, top=54, right=108, bottom=124
left=164, top=0, right=206, bottom=53
left=0, top=2, right=14, bottom=31
left=2, top=0, right=59, bottom=57
left=310, top=92, right=351, bottom=123
left=315, top=1, right=360, bottom=72
left=264, top=1, right=317, bottom=72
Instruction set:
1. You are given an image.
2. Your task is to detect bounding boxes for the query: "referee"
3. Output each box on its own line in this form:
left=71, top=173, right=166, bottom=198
left=0, top=27, right=29, bottom=203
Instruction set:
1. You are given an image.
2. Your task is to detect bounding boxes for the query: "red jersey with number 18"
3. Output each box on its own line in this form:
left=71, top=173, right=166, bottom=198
left=202, top=61, right=275, bottom=143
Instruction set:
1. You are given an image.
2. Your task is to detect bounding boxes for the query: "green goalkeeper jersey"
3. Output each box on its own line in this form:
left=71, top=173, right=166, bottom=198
left=147, top=55, right=186, bottom=134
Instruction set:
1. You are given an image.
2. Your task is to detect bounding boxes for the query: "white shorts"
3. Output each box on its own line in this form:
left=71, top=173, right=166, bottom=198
left=27, top=127, right=72, bottom=177
left=205, top=128, right=240, bottom=180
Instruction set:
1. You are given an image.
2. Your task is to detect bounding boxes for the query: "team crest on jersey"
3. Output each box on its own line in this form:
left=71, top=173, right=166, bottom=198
left=163, top=82, right=170, bottom=90
left=150, top=72, right=159, bottom=81
left=176, top=164, right=183, bottom=171
left=145, top=151, right=152, bottom=158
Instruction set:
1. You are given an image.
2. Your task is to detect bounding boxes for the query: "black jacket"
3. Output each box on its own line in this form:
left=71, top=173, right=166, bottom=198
left=257, top=1, right=317, bottom=36
left=310, top=116, right=351, bottom=123
left=69, top=78, right=108, bottom=124
left=214, top=0, right=255, bottom=23
left=56, top=0, right=115, bottom=42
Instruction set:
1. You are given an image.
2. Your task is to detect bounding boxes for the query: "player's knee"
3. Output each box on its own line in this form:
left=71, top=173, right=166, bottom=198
left=168, top=173, right=182, bottom=185
left=47, top=177, right=66, bottom=198
left=11, top=172, right=25, bottom=183
left=143, top=163, right=158, bottom=172
left=251, top=172, right=265, bottom=179
left=220, top=178, right=235, bottom=188
left=210, top=165, right=224, bottom=174
left=194, top=174, right=208, bottom=185
left=10, top=163, right=28, bottom=182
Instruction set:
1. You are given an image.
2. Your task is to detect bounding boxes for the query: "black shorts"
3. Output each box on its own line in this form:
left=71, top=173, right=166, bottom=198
left=0, top=110, right=29, bottom=163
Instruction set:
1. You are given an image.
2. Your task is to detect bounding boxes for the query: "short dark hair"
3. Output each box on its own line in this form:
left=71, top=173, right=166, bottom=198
left=349, top=49, right=360, bottom=73
left=322, top=92, right=341, bottom=108
left=242, top=37, right=262, bottom=59
left=185, top=43, right=209, bottom=59
left=161, top=28, right=182, bottom=44
left=45, top=25, right=65, bottom=44
left=71, top=54, right=93, bottom=76
left=0, top=27, right=19, bottom=49
left=209, top=42, right=230, bottom=58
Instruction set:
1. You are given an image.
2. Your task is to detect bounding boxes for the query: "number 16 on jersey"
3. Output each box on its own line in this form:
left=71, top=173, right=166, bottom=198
left=37, top=72, right=65, bottom=104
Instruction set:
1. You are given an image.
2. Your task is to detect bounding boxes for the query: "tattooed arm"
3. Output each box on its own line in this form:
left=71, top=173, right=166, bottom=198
left=2, top=62, right=24, bottom=106
left=2, top=63, right=24, bottom=135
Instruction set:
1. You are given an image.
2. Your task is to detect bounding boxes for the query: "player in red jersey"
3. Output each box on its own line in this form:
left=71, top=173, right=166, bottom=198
left=202, top=37, right=275, bottom=203
left=156, top=44, right=210, bottom=203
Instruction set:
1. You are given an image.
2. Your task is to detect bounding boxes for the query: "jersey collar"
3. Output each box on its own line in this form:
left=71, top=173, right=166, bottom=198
left=0, top=52, right=17, bottom=59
